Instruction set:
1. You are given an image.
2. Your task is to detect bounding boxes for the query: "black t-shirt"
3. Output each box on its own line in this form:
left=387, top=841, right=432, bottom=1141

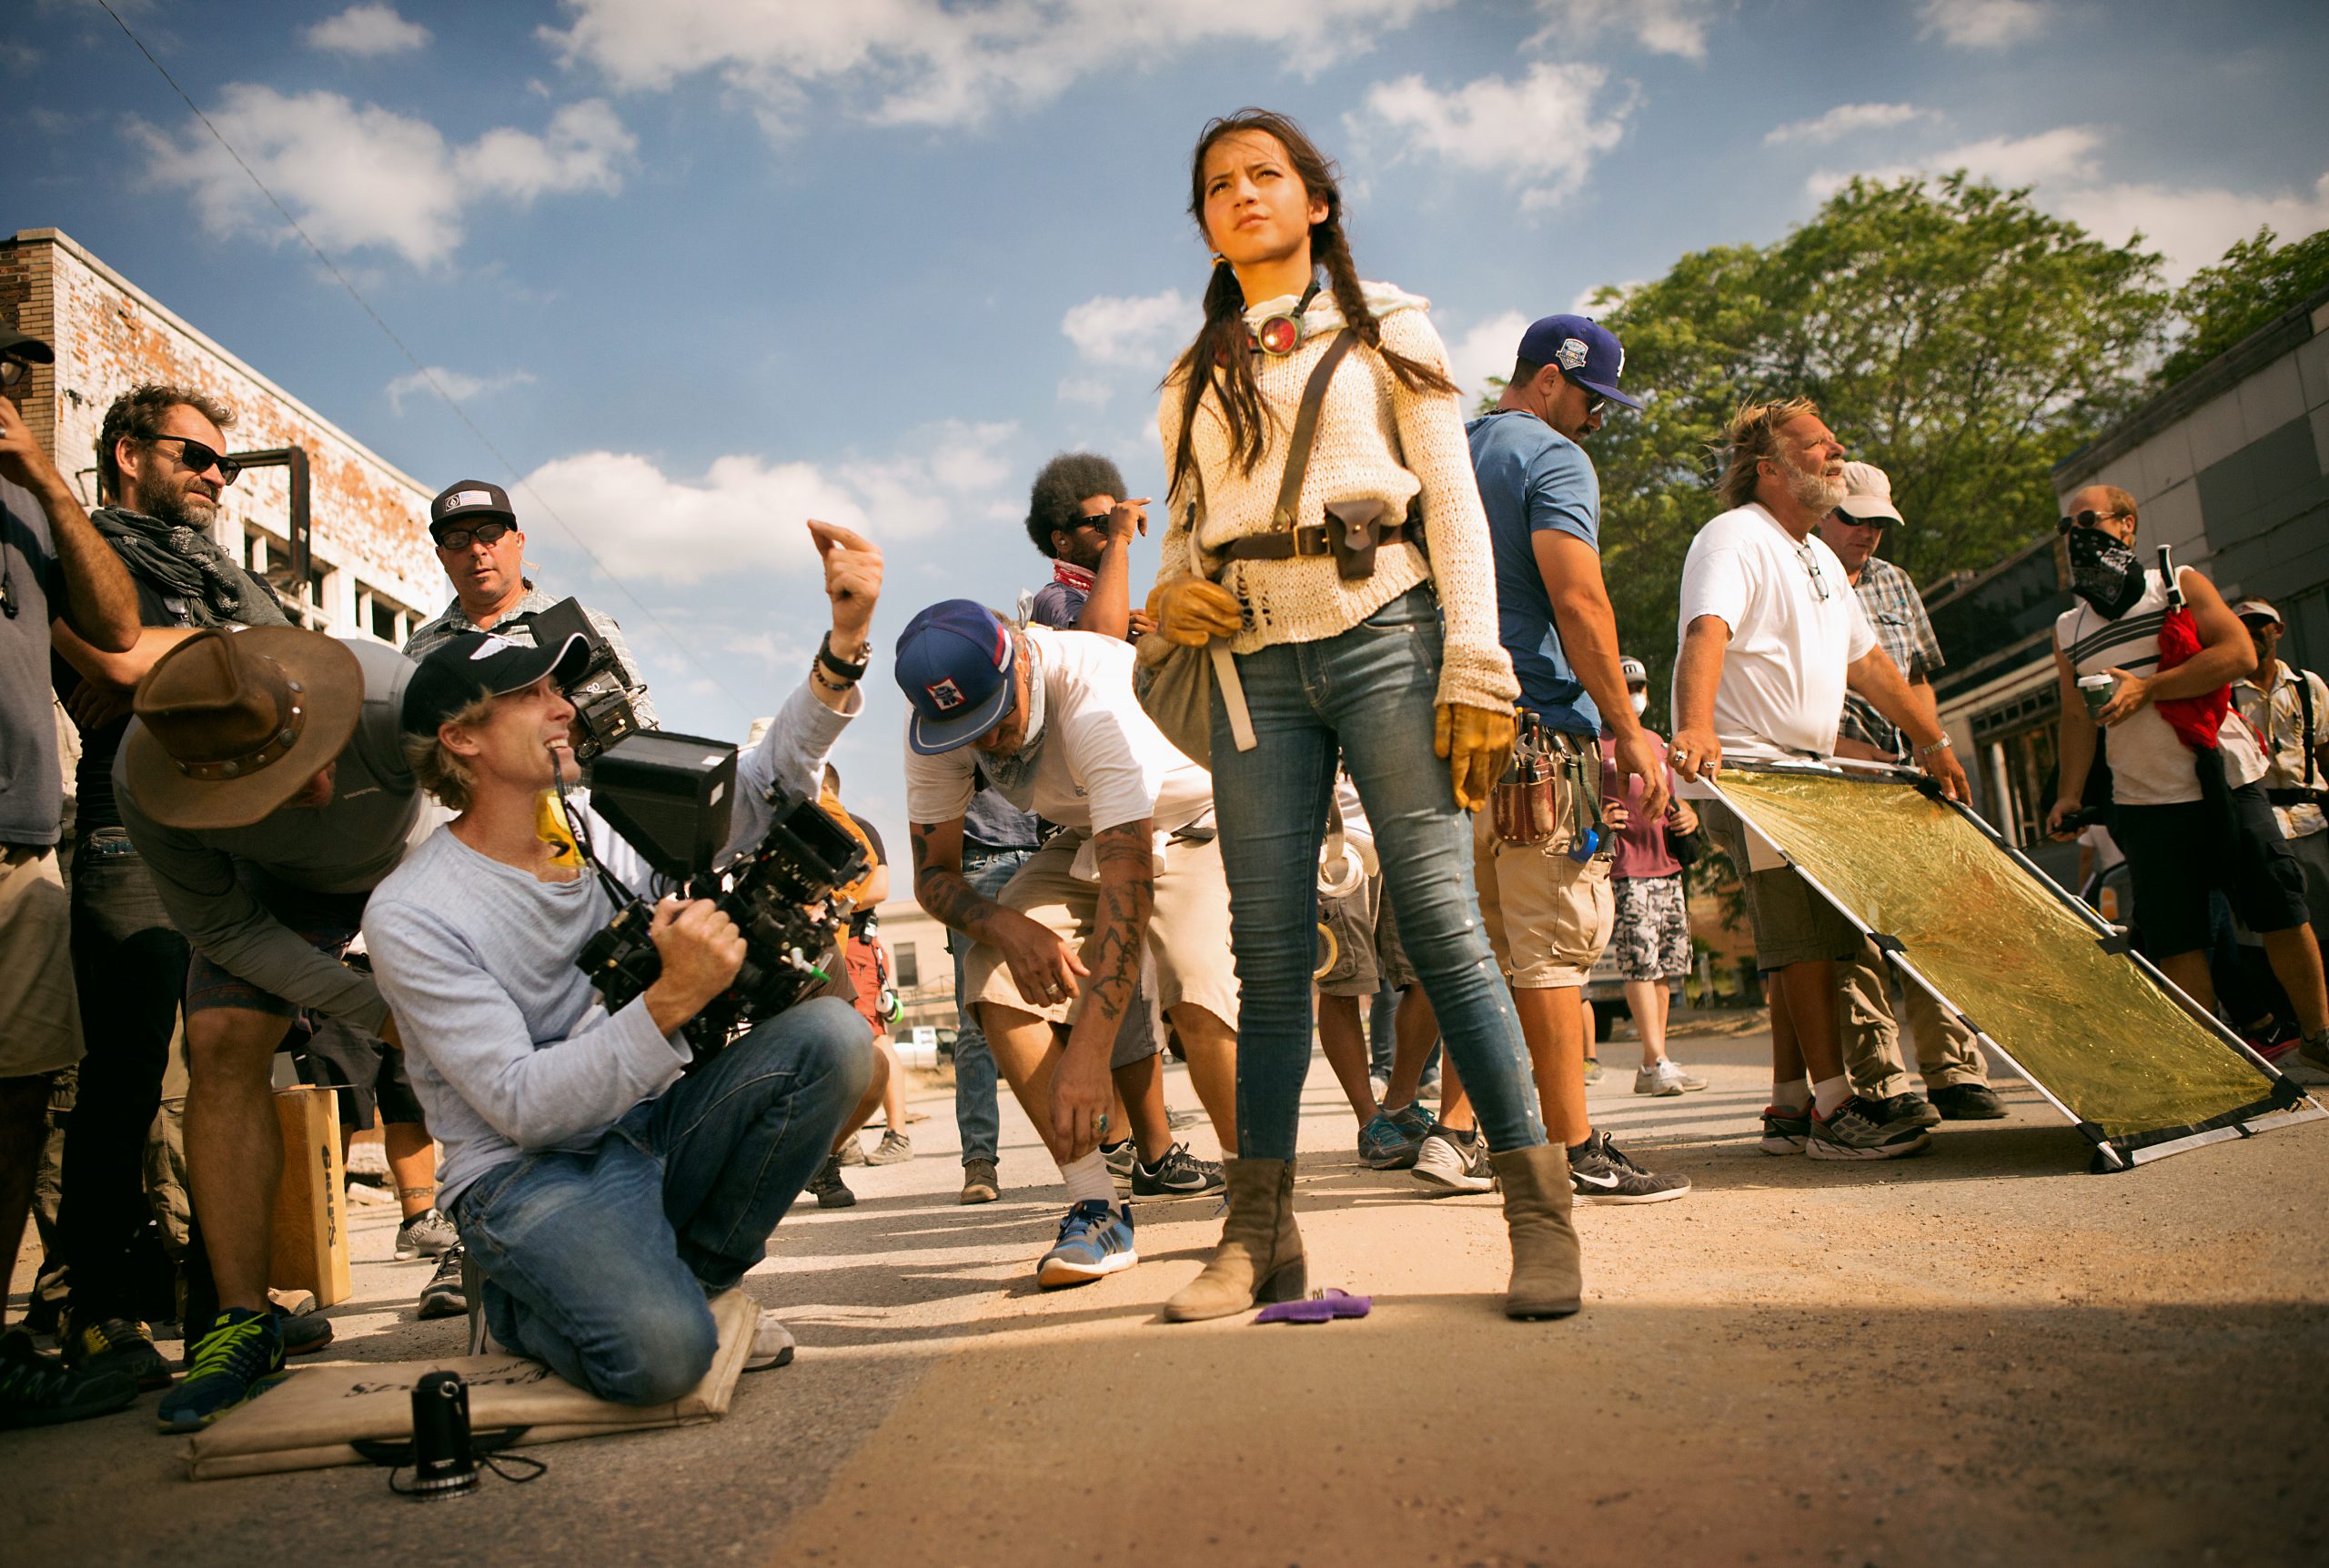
left=52, top=575, right=193, bottom=835
left=847, top=812, right=885, bottom=936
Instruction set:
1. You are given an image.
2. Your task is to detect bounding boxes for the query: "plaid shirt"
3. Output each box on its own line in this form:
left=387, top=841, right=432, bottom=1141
left=404, top=581, right=658, bottom=728
left=1837, top=556, right=1943, bottom=759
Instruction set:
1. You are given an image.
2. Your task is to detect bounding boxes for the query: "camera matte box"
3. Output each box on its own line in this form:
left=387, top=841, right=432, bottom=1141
left=587, top=730, right=739, bottom=881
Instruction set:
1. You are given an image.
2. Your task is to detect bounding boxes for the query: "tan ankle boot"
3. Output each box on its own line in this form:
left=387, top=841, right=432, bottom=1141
left=1163, top=1158, right=1305, bottom=1322
left=1491, top=1144, right=1582, bottom=1320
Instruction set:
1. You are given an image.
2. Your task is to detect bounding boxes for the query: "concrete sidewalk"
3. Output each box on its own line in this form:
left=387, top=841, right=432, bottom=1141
left=10, top=1028, right=2327, bottom=1566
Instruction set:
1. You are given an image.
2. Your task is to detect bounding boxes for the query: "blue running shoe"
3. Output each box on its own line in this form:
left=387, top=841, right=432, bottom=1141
left=156, top=1308, right=287, bottom=1433
left=1035, top=1200, right=1138, bottom=1290
left=1358, top=1111, right=1424, bottom=1170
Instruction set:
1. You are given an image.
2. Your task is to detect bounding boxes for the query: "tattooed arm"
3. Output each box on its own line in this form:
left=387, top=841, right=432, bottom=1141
left=912, top=814, right=1088, bottom=1003
left=1049, top=820, right=1155, bottom=1157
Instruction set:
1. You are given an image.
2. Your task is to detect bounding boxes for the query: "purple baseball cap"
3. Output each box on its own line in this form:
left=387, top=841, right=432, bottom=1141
left=1515, top=314, right=1642, bottom=410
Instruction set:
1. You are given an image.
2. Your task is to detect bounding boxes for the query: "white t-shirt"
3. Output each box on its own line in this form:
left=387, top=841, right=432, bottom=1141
left=903, top=626, right=1215, bottom=835
left=2053, top=568, right=2269, bottom=806
left=1675, top=504, right=1877, bottom=759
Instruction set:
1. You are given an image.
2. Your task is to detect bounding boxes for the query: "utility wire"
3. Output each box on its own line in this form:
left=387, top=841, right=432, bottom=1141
left=94, top=0, right=758, bottom=722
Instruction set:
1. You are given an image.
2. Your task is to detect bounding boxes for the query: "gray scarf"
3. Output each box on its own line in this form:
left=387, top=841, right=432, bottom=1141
left=93, top=506, right=288, bottom=628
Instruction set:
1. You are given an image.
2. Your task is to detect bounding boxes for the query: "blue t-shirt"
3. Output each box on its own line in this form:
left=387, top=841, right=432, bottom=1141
left=1466, top=411, right=1602, bottom=736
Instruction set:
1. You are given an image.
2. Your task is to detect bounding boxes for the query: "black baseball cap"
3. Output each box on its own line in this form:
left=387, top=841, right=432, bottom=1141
left=0, top=326, right=55, bottom=365
left=401, top=630, right=591, bottom=737
left=428, top=478, right=516, bottom=539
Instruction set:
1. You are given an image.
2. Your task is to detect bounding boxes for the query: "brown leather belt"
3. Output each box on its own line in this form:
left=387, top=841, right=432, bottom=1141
left=1221, top=519, right=1416, bottom=562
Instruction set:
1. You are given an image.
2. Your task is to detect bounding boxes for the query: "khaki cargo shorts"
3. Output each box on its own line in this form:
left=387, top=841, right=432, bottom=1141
left=1471, top=810, right=1614, bottom=990
left=0, top=846, right=82, bottom=1077
left=966, top=827, right=1239, bottom=1034
left=1697, top=797, right=1858, bottom=970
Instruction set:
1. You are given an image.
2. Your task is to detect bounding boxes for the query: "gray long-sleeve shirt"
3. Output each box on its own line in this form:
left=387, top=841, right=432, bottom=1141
left=115, top=638, right=420, bottom=1031
left=361, top=677, right=855, bottom=1205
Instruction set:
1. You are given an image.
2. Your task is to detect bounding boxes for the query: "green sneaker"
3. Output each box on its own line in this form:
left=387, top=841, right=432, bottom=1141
left=1582, top=1058, right=1605, bottom=1086
left=0, top=1329, right=138, bottom=1430
left=156, top=1309, right=287, bottom=1433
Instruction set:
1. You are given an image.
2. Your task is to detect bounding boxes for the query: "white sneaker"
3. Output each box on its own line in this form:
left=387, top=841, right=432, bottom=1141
left=1410, top=1127, right=1495, bottom=1194
left=1633, top=1060, right=1709, bottom=1096
left=745, top=1312, right=796, bottom=1372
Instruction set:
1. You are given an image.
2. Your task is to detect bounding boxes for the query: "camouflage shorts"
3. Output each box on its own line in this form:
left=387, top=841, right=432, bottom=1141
left=1609, top=872, right=1690, bottom=981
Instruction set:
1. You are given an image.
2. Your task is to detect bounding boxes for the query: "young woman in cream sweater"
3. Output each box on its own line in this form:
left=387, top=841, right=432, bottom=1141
left=1146, top=109, right=1581, bottom=1323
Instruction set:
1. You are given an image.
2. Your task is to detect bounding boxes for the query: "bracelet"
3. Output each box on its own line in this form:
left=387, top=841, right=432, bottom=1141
left=1921, top=734, right=1953, bottom=757
left=816, top=631, right=869, bottom=683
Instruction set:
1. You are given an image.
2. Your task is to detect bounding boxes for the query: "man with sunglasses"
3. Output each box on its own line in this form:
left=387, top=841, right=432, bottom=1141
left=1816, top=463, right=2004, bottom=1124
left=1671, top=399, right=1970, bottom=1162
left=404, top=478, right=656, bottom=728
left=1462, top=314, right=1689, bottom=1204
left=2044, top=488, right=2329, bottom=1075
left=43, top=384, right=299, bottom=1401
left=2, top=326, right=143, bottom=1430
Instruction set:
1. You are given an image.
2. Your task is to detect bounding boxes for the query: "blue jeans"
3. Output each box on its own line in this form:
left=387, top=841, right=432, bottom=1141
left=950, top=846, right=1031, bottom=1165
left=453, top=997, right=872, bottom=1406
left=1210, top=587, right=1545, bottom=1161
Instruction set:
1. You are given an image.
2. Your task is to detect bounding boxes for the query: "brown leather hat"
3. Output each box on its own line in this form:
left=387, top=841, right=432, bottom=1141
left=122, top=628, right=365, bottom=831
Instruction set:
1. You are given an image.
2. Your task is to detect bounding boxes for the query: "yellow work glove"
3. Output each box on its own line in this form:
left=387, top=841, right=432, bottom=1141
left=1435, top=703, right=1517, bottom=812
left=1145, top=578, right=1243, bottom=647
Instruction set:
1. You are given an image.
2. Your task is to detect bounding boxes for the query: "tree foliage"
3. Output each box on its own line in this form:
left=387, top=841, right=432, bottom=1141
left=2161, top=225, right=2329, bottom=387
left=1579, top=175, right=2168, bottom=711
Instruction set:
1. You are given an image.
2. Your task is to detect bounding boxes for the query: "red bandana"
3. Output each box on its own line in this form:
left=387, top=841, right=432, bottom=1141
left=1053, top=559, right=1095, bottom=593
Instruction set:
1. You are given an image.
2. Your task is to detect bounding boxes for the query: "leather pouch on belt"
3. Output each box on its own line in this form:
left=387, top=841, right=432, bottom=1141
left=1323, top=498, right=1389, bottom=582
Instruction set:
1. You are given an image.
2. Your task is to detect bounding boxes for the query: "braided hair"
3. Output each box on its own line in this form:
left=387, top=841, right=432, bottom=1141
left=1166, top=109, right=1455, bottom=496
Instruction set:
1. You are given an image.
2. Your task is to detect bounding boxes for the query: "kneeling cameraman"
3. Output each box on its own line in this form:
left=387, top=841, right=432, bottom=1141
left=363, top=521, right=882, bottom=1404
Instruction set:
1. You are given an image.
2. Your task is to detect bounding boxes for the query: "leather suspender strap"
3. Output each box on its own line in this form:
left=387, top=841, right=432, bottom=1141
left=1271, top=330, right=1356, bottom=530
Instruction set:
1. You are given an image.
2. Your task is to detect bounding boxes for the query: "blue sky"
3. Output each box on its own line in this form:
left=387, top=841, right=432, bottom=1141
left=10, top=0, right=2329, bottom=856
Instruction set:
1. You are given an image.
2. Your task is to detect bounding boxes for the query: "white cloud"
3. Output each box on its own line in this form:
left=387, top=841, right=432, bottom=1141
left=2056, top=171, right=2329, bottom=283
left=1446, top=311, right=1531, bottom=403
left=1061, top=288, right=1195, bottom=368
left=385, top=366, right=535, bottom=415
left=1917, top=0, right=2049, bottom=48
left=133, top=86, right=634, bottom=267
left=1808, top=126, right=2101, bottom=197
left=1570, top=280, right=1638, bottom=315
left=1350, top=63, right=1633, bottom=213
left=546, top=0, right=1452, bottom=133
left=519, top=420, right=1020, bottom=586
left=1528, top=0, right=1725, bottom=61
left=306, top=5, right=431, bottom=56
left=1766, top=103, right=1937, bottom=146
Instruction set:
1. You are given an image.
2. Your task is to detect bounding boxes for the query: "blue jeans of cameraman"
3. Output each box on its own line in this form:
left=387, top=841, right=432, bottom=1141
left=1210, top=586, right=1546, bottom=1161
left=950, top=845, right=1030, bottom=1168
left=453, top=997, right=871, bottom=1405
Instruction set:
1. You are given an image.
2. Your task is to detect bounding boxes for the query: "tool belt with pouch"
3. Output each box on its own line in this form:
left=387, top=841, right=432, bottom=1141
left=1491, top=712, right=1604, bottom=854
left=1217, top=331, right=1421, bottom=584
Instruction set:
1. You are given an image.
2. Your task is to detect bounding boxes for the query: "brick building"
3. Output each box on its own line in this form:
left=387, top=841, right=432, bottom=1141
left=0, top=226, right=439, bottom=647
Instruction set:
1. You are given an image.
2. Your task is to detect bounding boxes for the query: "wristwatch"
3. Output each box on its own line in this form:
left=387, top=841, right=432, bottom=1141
left=816, top=631, right=870, bottom=684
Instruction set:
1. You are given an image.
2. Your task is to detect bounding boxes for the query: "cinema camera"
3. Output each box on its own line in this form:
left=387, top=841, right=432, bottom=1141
left=510, top=597, right=644, bottom=762
left=565, top=730, right=871, bottom=1060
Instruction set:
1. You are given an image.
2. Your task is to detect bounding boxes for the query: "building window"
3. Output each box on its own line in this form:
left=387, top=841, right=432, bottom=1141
left=893, top=942, right=919, bottom=990
left=358, top=585, right=414, bottom=647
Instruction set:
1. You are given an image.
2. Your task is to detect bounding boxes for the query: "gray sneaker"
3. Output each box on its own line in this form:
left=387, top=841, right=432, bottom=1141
left=835, top=1135, right=868, bottom=1167
left=417, top=1244, right=468, bottom=1319
left=1411, top=1125, right=1496, bottom=1194
left=1807, top=1096, right=1933, bottom=1161
left=1568, top=1130, right=1691, bottom=1203
left=392, top=1207, right=459, bottom=1261
left=1101, top=1139, right=1136, bottom=1188
left=863, top=1129, right=912, bottom=1165
left=1632, top=1060, right=1709, bottom=1096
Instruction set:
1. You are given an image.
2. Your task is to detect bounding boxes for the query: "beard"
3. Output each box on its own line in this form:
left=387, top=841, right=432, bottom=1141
left=1783, top=457, right=1845, bottom=517
left=136, top=463, right=218, bottom=530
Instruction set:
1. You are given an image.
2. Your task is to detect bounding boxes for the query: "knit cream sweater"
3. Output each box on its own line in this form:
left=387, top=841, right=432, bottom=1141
left=1154, top=290, right=1519, bottom=713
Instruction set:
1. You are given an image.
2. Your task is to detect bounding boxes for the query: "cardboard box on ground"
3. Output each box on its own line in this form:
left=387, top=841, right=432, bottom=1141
left=270, top=1088, right=350, bottom=1307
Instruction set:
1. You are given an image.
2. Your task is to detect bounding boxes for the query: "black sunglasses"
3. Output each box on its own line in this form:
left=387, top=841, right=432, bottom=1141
left=2057, top=508, right=2126, bottom=534
left=146, top=434, right=242, bottom=485
left=434, top=519, right=515, bottom=551
left=1582, top=387, right=1605, bottom=415
left=0, top=354, right=31, bottom=389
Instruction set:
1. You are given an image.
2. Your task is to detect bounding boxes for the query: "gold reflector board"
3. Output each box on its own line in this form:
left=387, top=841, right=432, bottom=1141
left=1710, top=765, right=2320, bottom=1171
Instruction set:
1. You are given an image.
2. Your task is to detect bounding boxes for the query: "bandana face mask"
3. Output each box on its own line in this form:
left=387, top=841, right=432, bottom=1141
left=2066, top=526, right=2144, bottom=619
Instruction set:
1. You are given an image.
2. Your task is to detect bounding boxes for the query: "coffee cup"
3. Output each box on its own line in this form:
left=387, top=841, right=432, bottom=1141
left=2078, top=673, right=2115, bottom=718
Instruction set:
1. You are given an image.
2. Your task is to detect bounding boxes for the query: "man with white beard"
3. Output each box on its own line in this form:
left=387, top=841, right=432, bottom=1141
left=1667, top=399, right=1971, bottom=1162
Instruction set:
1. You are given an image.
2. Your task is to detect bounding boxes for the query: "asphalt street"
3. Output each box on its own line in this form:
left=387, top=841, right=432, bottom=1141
left=10, top=1019, right=2327, bottom=1567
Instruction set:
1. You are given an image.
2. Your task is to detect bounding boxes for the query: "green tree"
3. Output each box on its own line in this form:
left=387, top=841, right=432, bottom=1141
left=2162, top=225, right=2329, bottom=387
left=1578, top=175, right=2167, bottom=712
